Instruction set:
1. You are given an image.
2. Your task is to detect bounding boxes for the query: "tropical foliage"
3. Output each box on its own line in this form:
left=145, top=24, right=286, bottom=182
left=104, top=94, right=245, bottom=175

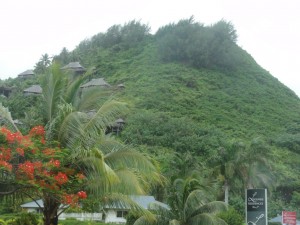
left=134, top=178, right=227, bottom=225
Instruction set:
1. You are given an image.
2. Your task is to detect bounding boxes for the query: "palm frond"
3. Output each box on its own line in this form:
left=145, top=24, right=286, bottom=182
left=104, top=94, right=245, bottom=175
left=188, top=213, right=227, bottom=225
left=77, top=88, right=115, bottom=112
left=41, top=64, right=67, bottom=122
left=0, top=103, right=19, bottom=132
left=184, top=189, right=212, bottom=219
left=64, top=74, right=87, bottom=105
left=83, top=99, right=128, bottom=134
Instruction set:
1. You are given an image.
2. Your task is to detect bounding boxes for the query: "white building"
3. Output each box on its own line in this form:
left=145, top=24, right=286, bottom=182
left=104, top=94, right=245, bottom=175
left=20, top=195, right=168, bottom=223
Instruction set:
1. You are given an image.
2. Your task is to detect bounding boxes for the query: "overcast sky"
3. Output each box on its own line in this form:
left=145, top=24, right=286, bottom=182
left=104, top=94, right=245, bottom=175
left=0, top=0, right=299, bottom=96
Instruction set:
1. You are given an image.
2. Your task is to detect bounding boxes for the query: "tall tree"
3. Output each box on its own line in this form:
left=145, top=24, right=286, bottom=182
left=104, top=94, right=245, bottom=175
left=34, top=53, right=51, bottom=75
left=214, top=138, right=275, bottom=204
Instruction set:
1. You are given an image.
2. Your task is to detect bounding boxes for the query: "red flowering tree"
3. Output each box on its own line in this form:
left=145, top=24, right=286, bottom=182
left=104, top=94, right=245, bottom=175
left=0, top=125, right=87, bottom=225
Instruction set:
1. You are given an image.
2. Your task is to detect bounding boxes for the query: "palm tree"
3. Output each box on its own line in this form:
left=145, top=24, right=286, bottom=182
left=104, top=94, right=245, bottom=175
left=134, top=178, right=228, bottom=225
left=215, top=138, right=275, bottom=205
left=34, top=53, right=52, bottom=74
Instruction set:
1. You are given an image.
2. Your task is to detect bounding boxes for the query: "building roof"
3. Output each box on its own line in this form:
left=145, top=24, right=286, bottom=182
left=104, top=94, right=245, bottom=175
left=80, top=78, right=110, bottom=88
left=23, top=85, right=42, bottom=94
left=13, top=119, right=23, bottom=125
left=21, top=199, right=43, bottom=208
left=61, top=62, right=86, bottom=72
left=115, top=118, right=125, bottom=124
left=18, top=69, right=34, bottom=77
left=105, top=195, right=169, bottom=210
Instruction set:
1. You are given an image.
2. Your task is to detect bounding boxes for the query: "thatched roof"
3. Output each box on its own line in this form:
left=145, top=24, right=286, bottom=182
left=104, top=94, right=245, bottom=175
left=18, top=69, right=34, bottom=78
left=117, top=84, right=125, bottom=88
left=80, top=78, right=111, bottom=88
left=13, top=119, right=23, bottom=125
left=61, top=62, right=86, bottom=72
left=115, top=118, right=125, bottom=124
left=23, top=85, right=42, bottom=94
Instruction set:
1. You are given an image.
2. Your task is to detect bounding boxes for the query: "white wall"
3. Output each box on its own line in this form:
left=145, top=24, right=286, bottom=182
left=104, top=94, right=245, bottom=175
left=59, top=213, right=102, bottom=221
left=105, top=209, right=127, bottom=223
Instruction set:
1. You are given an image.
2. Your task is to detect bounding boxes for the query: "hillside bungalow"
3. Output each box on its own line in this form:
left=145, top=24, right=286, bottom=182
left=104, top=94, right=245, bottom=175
left=117, top=84, right=125, bottom=89
left=23, top=85, right=42, bottom=96
left=109, top=118, right=125, bottom=135
left=20, top=195, right=168, bottom=223
left=0, top=86, right=13, bottom=97
left=80, top=78, right=111, bottom=89
left=61, top=62, right=86, bottom=75
left=18, top=69, right=34, bottom=79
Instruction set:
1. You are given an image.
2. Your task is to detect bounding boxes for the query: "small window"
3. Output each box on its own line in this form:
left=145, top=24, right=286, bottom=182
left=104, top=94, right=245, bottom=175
left=116, top=210, right=128, bottom=218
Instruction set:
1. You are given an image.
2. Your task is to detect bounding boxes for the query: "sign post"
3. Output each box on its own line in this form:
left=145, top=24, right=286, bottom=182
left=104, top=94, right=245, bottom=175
left=282, top=211, right=297, bottom=225
left=246, top=189, right=267, bottom=225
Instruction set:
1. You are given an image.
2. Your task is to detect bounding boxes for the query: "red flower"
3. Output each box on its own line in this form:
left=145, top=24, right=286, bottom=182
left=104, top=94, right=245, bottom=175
left=54, top=172, right=68, bottom=185
left=76, top=173, right=85, bottom=180
left=19, top=161, right=35, bottom=179
left=16, top=147, right=24, bottom=156
left=49, top=159, right=60, bottom=167
left=43, top=148, right=56, bottom=156
left=0, top=147, right=11, bottom=161
left=0, top=160, right=12, bottom=171
left=77, top=191, right=87, bottom=199
left=29, top=126, right=45, bottom=137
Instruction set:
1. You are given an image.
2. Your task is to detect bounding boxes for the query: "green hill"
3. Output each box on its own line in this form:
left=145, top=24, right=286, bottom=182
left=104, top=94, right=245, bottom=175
left=2, top=18, right=300, bottom=216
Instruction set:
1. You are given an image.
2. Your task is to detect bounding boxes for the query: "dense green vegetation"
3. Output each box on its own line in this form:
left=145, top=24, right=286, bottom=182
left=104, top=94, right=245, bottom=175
left=1, top=17, right=300, bottom=223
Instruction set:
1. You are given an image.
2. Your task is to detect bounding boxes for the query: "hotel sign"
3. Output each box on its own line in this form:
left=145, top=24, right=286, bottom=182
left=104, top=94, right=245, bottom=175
left=246, top=189, right=267, bottom=225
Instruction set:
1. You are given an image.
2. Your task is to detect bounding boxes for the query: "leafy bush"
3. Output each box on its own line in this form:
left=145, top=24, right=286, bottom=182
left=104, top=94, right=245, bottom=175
left=218, top=207, right=244, bottom=225
left=13, top=212, right=40, bottom=225
left=0, top=219, right=7, bottom=225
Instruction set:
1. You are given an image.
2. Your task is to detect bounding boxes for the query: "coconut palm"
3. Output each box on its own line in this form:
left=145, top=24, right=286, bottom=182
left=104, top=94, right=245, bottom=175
left=215, top=138, right=275, bottom=205
left=134, top=178, right=228, bottom=225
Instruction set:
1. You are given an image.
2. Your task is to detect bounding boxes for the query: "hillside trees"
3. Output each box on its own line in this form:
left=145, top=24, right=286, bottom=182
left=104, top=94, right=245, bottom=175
left=156, top=17, right=241, bottom=70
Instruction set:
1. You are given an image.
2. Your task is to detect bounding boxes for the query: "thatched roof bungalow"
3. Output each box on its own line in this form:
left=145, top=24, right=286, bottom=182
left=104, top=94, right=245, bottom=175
left=80, top=78, right=111, bottom=89
left=18, top=70, right=34, bottom=79
left=0, top=86, right=13, bottom=97
left=61, top=62, right=86, bottom=74
left=23, top=85, right=42, bottom=96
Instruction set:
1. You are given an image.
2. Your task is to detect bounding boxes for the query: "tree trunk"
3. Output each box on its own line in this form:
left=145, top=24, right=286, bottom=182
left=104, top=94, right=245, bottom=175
left=43, top=196, right=60, bottom=225
left=223, top=180, right=229, bottom=205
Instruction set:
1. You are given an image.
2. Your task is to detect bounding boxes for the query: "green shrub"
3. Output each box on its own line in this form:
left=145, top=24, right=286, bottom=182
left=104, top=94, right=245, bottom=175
left=218, top=207, right=244, bottom=225
left=13, top=212, right=39, bottom=225
left=0, top=218, right=7, bottom=225
left=5, top=219, right=15, bottom=225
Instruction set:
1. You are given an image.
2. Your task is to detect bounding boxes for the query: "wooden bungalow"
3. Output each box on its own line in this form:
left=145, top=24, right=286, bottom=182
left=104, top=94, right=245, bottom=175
left=0, top=86, right=13, bottom=97
left=23, top=85, right=42, bottom=96
left=80, top=78, right=111, bottom=89
left=61, top=62, right=86, bottom=75
left=117, top=84, right=125, bottom=89
left=18, top=69, right=34, bottom=79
